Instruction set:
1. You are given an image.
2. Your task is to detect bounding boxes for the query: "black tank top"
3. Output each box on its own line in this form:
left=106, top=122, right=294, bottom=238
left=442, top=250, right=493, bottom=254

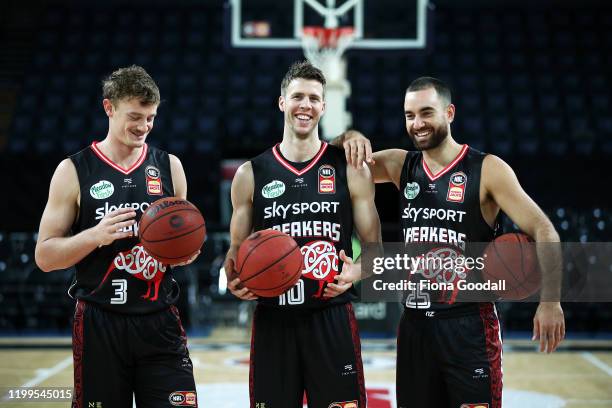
left=251, top=142, right=355, bottom=308
left=68, top=142, right=179, bottom=314
left=399, top=145, right=499, bottom=312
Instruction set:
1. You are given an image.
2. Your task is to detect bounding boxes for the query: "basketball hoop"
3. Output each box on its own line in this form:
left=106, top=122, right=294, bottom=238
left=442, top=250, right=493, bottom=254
left=301, top=26, right=355, bottom=68
left=301, top=25, right=355, bottom=139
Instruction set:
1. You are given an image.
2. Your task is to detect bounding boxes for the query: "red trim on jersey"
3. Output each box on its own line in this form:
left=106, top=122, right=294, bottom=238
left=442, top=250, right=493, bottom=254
left=72, top=301, right=86, bottom=408
left=249, top=306, right=258, bottom=408
left=479, top=303, right=503, bottom=408
left=272, top=142, right=328, bottom=176
left=422, top=144, right=469, bottom=181
left=90, top=141, right=148, bottom=175
left=346, top=303, right=367, bottom=408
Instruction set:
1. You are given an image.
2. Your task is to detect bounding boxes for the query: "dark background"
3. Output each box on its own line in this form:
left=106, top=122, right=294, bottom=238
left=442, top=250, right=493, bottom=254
left=0, top=0, right=609, bottom=336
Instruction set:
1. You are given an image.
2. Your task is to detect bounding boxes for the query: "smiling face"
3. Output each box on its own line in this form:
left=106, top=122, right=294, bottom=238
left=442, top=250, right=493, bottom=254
left=404, top=87, right=455, bottom=151
left=279, top=78, right=325, bottom=138
left=103, top=97, right=158, bottom=148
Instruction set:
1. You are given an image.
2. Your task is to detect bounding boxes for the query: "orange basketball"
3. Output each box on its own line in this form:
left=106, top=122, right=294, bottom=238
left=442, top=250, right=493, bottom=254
left=236, top=229, right=303, bottom=297
left=482, top=233, right=540, bottom=300
left=139, top=197, right=206, bottom=265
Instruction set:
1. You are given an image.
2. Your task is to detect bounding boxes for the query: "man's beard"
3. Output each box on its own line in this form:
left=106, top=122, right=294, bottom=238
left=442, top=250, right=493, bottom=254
left=409, top=124, right=448, bottom=151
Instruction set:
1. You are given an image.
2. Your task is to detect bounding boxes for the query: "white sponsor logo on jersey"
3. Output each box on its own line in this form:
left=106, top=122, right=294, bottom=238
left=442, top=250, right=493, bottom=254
left=95, top=201, right=150, bottom=220
left=264, top=201, right=340, bottom=220
left=402, top=204, right=467, bottom=222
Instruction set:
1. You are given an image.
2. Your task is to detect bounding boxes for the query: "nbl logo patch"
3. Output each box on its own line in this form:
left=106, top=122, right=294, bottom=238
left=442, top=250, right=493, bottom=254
left=169, top=391, right=197, bottom=406
left=446, top=171, right=467, bottom=203
left=146, top=165, right=163, bottom=196
left=318, top=165, right=336, bottom=194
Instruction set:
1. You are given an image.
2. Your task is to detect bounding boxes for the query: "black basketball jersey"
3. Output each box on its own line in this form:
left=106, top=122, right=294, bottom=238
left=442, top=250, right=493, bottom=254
left=399, top=145, right=499, bottom=311
left=251, top=142, right=355, bottom=308
left=68, top=142, right=178, bottom=314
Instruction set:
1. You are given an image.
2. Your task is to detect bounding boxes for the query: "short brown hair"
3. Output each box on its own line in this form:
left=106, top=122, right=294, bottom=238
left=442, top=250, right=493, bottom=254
left=280, top=60, right=326, bottom=96
left=102, top=65, right=160, bottom=105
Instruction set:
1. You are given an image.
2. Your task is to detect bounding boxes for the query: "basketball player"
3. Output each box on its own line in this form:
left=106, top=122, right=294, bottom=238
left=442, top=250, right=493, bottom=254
left=224, top=61, right=382, bottom=408
left=337, top=77, right=565, bottom=408
left=35, top=66, right=198, bottom=408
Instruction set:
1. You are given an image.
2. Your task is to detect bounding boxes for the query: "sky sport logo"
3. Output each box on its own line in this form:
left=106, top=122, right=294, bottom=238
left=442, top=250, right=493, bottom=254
left=261, top=180, right=285, bottom=198
left=89, top=180, right=114, bottom=200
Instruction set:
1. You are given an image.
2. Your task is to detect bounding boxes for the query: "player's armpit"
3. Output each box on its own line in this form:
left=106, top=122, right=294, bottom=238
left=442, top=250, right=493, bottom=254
left=347, top=164, right=382, bottom=281
left=482, top=154, right=558, bottom=242
left=35, top=159, right=91, bottom=271
left=371, top=149, right=408, bottom=188
left=169, top=154, right=187, bottom=199
left=227, top=161, right=255, bottom=262
left=483, top=155, right=564, bottom=334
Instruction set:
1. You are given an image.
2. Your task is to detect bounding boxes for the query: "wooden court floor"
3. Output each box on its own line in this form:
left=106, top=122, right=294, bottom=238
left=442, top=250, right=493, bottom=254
left=0, top=337, right=611, bottom=408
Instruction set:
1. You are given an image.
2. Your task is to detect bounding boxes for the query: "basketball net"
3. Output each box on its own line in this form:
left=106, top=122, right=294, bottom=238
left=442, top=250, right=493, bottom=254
left=301, top=26, right=355, bottom=139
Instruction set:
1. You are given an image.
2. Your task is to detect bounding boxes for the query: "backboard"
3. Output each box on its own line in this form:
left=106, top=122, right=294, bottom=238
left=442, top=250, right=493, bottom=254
left=226, top=0, right=430, bottom=51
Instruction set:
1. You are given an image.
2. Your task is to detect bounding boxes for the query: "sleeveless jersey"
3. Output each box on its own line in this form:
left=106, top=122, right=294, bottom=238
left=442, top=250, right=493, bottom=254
left=68, top=142, right=178, bottom=314
left=251, top=142, right=355, bottom=308
left=399, top=145, right=499, bottom=312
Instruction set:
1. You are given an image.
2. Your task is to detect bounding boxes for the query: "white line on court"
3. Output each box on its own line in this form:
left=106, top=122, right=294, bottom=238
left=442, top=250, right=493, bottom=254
left=21, top=356, right=73, bottom=388
left=1, top=356, right=73, bottom=402
left=566, top=400, right=612, bottom=405
left=581, top=352, right=612, bottom=377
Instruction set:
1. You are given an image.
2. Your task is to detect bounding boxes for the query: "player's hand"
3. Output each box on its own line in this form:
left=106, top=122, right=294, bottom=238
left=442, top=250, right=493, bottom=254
left=92, top=207, right=136, bottom=247
left=224, top=258, right=258, bottom=300
left=324, top=250, right=360, bottom=298
left=171, top=250, right=201, bottom=267
left=532, top=302, right=565, bottom=353
left=343, top=130, right=374, bottom=169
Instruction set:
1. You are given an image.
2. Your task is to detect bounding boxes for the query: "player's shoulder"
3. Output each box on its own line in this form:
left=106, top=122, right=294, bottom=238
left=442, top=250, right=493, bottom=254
left=482, top=153, right=516, bottom=184
left=235, top=160, right=254, bottom=180
left=50, top=158, right=79, bottom=196
left=56, top=157, right=78, bottom=177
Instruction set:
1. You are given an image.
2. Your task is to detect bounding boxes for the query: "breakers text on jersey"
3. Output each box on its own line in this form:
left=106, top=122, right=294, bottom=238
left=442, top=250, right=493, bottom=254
left=264, top=200, right=342, bottom=242
left=272, top=221, right=341, bottom=242
left=402, top=204, right=467, bottom=250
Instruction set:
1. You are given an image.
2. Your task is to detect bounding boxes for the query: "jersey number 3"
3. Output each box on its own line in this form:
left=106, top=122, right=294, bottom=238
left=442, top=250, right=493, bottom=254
left=110, top=279, right=127, bottom=304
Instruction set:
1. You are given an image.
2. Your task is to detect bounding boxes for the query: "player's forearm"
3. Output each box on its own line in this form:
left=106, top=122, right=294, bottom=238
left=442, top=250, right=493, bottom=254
left=35, top=229, right=99, bottom=272
left=534, top=223, right=562, bottom=301
left=356, top=222, right=383, bottom=280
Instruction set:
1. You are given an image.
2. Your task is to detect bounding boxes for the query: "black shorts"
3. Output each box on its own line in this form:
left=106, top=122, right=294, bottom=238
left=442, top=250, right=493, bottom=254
left=250, top=303, right=366, bottom=408
left=396, top=303, right=503, bottom=408
left=72, top=300, right=197, bottom=408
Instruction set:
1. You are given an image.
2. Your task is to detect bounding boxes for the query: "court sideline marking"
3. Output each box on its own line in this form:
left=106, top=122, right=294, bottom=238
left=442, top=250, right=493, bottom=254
left=581, top=352, right=612, bottom=377
left=21, top=356, right=72, bottom=387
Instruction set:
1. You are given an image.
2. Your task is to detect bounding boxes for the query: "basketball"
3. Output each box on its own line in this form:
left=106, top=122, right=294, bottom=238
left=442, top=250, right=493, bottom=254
left=236, top=229, right=303, bottom=297
left=482, top=233, right=541, bottom=300
left=139, top=197, right=206, bottom=265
